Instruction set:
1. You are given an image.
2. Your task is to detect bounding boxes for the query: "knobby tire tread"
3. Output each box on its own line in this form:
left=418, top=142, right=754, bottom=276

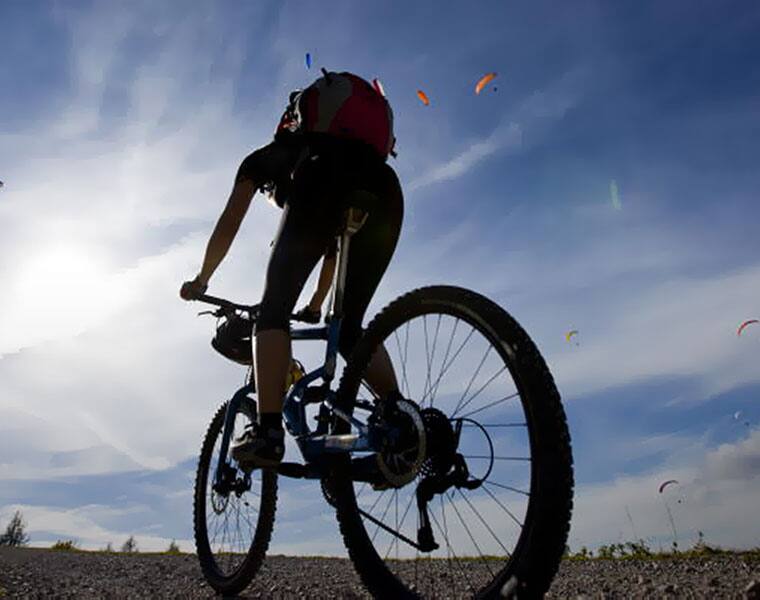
left=193, top=402, right=278, bottom=595
left=331, top=286, right=574, bottom=599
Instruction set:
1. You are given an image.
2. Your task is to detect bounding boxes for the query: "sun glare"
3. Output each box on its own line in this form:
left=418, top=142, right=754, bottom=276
left=11, top=244, right=117, bottom=342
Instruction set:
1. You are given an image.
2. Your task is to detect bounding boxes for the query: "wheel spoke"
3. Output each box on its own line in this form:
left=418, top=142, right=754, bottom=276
left=446, top=493, right=494, bottom=577
left=481, top=484, right=524, bottom=528
left=383, top=490, right=416, bottom=559
left=393, top=328, right=411, bottom=397
left=457, top=488, right=511, bottom=557
left=485, top=480, right=530, bottom=497
left=429, top=507, right=478, bottom=594
left=419, top=325, right=476, bottom=406
left=426, top=317, right=460, bottom=407
left=371, top=491, right=400, bottom=543
left=458, top=391, right=520, bottom=419
left=452, top=345, right=491, bottom=416
left=452, top=365, right=508, bottom=418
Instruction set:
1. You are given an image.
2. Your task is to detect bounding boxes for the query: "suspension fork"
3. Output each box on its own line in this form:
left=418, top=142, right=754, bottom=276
left=214, top=383, right=255, bottom=490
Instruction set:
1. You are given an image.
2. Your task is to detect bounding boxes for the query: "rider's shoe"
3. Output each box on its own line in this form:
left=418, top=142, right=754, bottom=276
left=231, top=422, right=285, bottom=468
left=293, top=306, right=321, bottom=324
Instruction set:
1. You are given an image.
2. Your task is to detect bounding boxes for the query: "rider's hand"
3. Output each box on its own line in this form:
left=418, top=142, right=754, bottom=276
left=180, top=276, right=208, bottom=301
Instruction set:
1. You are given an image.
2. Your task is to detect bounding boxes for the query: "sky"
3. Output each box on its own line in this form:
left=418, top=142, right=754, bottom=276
left=1, top=0, right=760, bottom=555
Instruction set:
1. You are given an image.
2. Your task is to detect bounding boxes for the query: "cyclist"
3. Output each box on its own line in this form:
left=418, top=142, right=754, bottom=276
left=181, top=71, right=403, bottom=468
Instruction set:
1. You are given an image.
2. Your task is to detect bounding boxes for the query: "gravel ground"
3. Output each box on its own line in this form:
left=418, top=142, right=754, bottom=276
left=1, top=547, right=760, bottom=598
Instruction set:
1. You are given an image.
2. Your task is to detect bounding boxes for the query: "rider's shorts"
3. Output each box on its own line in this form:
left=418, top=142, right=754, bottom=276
left=252, top=142, right=403, bottom=357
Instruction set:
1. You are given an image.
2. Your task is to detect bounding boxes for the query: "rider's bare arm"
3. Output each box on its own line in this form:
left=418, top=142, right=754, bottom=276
left=197, top=178, right=258, bottom=285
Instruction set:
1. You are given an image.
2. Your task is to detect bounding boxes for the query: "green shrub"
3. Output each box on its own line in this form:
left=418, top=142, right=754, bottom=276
left=51, top=540, right=78, bottom=551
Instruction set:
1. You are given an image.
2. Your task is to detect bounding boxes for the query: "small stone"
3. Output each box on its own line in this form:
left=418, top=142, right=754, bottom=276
left=745, top=580, right=760, bottom=600
left=637, top=575, right=646, bottom=585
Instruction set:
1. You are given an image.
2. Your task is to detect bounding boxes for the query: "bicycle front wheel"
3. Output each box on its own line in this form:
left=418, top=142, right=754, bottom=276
left=193, top=401, right=278, bottom=595
left=330, top=286, right=574, bottom=599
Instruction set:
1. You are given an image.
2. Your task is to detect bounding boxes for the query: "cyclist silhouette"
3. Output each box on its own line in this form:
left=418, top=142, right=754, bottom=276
left=181, top=71, right=403, bottom=467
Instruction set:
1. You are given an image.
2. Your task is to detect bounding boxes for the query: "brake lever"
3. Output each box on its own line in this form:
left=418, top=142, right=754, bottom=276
left=197, top=309, right=219, bottom=317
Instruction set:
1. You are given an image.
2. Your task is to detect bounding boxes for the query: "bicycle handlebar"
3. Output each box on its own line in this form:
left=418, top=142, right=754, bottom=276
left=194, top=293, right=260, bottom=315
left=192, top=293, right=312, bottom=324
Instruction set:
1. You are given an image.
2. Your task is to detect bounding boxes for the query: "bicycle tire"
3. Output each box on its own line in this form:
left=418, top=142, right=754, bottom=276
left=330, top=286, right=574, bottom=599
left=193, top=402, right=278, bottom=595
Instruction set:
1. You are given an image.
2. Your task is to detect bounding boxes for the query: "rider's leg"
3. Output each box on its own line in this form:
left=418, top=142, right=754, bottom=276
left=256, top=203, right=338, bottom=415
left=339, top=164, right=404, bottom=397
left=254, top=329, right=290, bottom=415
left=236, top=198, right=339, bottom=465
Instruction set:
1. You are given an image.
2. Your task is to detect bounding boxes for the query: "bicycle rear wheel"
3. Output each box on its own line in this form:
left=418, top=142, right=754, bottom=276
left=193, top=401, right=278, bottom=595
left=330, top=286, right=573, bottom=599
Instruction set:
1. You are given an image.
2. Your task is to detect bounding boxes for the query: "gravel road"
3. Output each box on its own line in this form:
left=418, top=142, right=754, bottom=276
left=1, top=547, right=759, bottom=598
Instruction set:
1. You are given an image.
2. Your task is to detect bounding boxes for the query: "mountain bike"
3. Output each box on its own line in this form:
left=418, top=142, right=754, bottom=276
left=190, top=208, right=574, bottom=599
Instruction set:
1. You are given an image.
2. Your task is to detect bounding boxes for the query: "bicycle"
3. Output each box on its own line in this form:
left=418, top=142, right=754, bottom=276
left=190, top=207, right=574, bottom=599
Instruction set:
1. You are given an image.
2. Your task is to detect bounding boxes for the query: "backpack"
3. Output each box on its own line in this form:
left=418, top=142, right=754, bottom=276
left=278, top=71, right=395, bottom=161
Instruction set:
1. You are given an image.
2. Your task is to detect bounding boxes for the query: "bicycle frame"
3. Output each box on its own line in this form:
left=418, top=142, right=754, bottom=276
left=213, top=208, right=376, bottom=488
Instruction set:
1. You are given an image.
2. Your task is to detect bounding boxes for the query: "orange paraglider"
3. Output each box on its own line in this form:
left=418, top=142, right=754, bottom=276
left=416, top=89, right=430, bottom=106
left=475, top=72, right=497, bottom=95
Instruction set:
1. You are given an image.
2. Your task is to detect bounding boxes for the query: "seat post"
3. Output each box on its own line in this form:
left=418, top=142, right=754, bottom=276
left=330, top=208, right=368, bottom=319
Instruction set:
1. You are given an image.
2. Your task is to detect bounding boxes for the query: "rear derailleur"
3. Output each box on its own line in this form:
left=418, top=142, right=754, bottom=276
left=415, top=453, right=482, bottom=552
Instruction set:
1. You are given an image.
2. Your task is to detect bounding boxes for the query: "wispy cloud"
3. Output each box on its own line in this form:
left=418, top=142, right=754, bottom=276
left=408, top=121, right=522, bottom=190
left=407, top=68, right=584, bottom=191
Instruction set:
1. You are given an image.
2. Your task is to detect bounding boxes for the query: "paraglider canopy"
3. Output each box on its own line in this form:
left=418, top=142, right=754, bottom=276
left=565, top=330, right=579, bottom=344
left=416, top=89, right=430, bottom=106
left=737, top=319, right=759, bottom=336
left=658, top=479, right=678, bottom=494
left=372, top=78, right=386, bottom=97
left=305, top=52, right=312, bottom=69
left=475, top=72, right=497, bottom=95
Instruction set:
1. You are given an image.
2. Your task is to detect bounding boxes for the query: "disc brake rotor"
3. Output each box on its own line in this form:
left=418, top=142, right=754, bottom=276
left=376, top=399, right=426, bottom=488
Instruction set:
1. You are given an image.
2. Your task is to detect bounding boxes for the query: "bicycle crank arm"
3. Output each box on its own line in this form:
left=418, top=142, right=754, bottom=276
left=276, top=462, right=324, bottom=480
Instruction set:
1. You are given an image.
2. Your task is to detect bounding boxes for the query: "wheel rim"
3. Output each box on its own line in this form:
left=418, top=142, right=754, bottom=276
left=201, top=407, right=267, bottom=579
left=348, top=311, right=533, bottom=597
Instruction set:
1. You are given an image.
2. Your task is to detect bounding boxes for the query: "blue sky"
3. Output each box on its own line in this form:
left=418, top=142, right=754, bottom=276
left=1, top=0, right=760, bottom=554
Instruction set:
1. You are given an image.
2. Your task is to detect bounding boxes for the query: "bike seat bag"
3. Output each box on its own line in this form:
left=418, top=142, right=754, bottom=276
left=211, top=312, right=254, bottom=366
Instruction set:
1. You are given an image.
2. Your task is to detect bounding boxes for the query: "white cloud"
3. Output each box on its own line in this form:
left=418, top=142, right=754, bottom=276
left=570, top=428, right=760, bottom=551
left=0, top=503, right=193, bottom=552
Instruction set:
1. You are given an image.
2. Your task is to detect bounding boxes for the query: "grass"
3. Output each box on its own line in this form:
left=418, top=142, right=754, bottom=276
left=564, top=532, right=760, bottom=562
